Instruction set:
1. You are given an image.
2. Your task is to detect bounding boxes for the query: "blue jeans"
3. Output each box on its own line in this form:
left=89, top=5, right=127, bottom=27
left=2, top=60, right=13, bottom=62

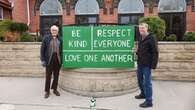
left=137, top=65, right=152, bottom=104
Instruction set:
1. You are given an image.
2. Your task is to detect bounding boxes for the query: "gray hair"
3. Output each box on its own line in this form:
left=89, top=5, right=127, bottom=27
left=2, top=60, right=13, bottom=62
left=50, top=25, right=59, bottom=31
left=139, top=23, right=149, bottom=29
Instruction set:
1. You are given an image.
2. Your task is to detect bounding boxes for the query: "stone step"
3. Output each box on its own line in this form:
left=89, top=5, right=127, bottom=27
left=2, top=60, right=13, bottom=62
left=0, top=68, right=44, bottom=77
left=158, top=42, right=195, bottom=50
left=157, top=61, right=195, bottom=69
left=0, top=65, right=43, bottom=69
left=0, top=51, right=40, bottom=59
left=0, top=43, right=41, bottom=50
left=153, top=71, right=195, bottom=81
left=0, top=57, right=40, bottom=62
left=0, top=60, right=41, bottom=65
left=159, top=52, right=195, bottom=61
left=159, top=50, right=195, bottom=53
left=155, top=68, right=195, bottom=72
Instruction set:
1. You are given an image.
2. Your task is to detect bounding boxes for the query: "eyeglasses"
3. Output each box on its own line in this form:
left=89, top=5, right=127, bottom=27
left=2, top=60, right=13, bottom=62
left=51, top=30, right=58, bottom=31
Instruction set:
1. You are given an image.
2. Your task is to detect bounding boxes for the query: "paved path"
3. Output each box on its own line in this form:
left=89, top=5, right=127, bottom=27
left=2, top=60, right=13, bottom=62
left=0, top=77, right=195, bottom=110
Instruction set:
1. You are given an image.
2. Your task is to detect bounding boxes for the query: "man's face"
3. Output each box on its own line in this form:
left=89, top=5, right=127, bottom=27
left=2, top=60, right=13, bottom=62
left=139, top=25, right=148, bottom=36
left=51, top=28, right=58, bottom=37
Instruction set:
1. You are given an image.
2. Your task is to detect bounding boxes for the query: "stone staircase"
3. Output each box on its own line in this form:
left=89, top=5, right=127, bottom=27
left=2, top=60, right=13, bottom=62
left=0, top=42, right=44, bottom=77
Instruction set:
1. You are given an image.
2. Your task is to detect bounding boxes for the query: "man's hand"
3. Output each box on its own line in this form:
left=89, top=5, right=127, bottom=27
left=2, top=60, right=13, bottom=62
left=41, top=61, right=46, bottom=67
left=152, top=65, right=157, bottom=69
left=133, top=47, right=138, bottom=55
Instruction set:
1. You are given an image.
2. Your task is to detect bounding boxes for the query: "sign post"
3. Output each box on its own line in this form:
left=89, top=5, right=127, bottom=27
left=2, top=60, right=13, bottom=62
left=62, top=25, right=135, bottom=68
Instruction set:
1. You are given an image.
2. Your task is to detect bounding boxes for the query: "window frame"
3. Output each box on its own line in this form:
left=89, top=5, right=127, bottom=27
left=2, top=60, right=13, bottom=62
left=0, top=7, right=3, bottom=20
left=118, top=14, right=143, bottom=25
left=118, top=13, right=144, bottom=41
left=159, top=12, right=186, bottom=41
left=192, top=5, right=195, bottom=12
left=75, top=15, right=99, bottom=25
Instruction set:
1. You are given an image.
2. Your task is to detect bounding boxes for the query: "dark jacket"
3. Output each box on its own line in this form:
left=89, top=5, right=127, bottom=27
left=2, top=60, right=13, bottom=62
left=40, top=34, right=63, bottom=66
left=137, top=33, right=159, bottom=69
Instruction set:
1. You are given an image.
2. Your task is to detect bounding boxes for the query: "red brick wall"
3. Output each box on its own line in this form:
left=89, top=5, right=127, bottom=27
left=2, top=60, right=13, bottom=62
left=99, top=8, right=118, bottom=23
left=29, top=0, right=39, bottom=33
left=14, top=1, right=195, bottom=33
left=144, top=7, right=158, bottom=16
left=12, top=0, right=28, bottom=24
left=186, top=6, right=195, bottom=32
left=63, top=10, right=75, bottom=25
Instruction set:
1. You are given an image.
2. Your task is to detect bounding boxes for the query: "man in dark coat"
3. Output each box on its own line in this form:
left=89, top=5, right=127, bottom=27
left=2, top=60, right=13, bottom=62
left=135, top=23, right=159, bottom=108
left=40, top=25, right=63, bottom=98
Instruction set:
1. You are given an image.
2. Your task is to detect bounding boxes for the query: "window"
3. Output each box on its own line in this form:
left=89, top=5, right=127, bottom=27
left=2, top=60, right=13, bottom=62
left=158, top=0, right=187, bottom=40
left=88, top=17, right=97, bottom=23
left=118, top=0, right=144, bottom=24
left=40, top=0, right=63, bottom=16
left=0, top=7, right=3, bottom=20
left=118, top=14, right=143, bottom=41
left=118, top=0, right=144, bottom=14
left=75, top=0, right=99, bottom=15
left=193, top=5, right=195, bottom=12
left=119, top=14, right=143, bottom=25
left=76, top=15, right=98, bottom=25
left=159, top=13, right=186, bottom=40
left=158, top=0, right=186, bottom=13
left=120, top=16, right=130, bottom=24
left=75, top=0, right=99, bottom=25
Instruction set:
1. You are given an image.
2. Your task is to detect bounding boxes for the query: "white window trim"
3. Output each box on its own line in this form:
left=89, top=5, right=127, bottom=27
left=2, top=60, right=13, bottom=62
left=0, top=7, right=3, bottom=20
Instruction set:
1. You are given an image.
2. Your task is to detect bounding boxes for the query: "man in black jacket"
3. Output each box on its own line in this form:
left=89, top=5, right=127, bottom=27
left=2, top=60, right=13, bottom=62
left=135, top=23, right=159, bottom=108
left=40, top=25, right=63, bottom=98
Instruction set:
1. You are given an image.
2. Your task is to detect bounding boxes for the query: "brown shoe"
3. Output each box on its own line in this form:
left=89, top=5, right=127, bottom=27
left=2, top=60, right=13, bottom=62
left=53, top=90, right=60, bottom=96
left=44, top=92, right=50, bottom=98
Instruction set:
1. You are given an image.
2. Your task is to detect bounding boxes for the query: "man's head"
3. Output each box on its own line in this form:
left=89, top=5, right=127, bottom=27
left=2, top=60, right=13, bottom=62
left=139, top=23, right=149, bottom=36
left=50, top=25, right=59, bottom=37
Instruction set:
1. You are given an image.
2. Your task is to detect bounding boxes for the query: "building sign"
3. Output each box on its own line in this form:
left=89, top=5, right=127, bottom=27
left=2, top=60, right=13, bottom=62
left=62, top=25, right=135, bottom=68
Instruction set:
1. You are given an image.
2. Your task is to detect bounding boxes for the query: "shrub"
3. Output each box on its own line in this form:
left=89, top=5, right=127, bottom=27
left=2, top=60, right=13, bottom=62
left=34, top=35, right=42, bottom=42
left=183, top=32, right=195, bottom=41
left=139, top=16, right=166, bottom=41
left=3, top=31, right=20, bottom=42
left=0, top=20, right=13, bottom=37
left=0, top=20, right=29, bottom=42
left=10, top=22, right=28, bottom=33
left=20, top=32, right=34, bottom=42
left=0, top=20, right=12, bottom=32
left=164, top=34, right=177, bottom=41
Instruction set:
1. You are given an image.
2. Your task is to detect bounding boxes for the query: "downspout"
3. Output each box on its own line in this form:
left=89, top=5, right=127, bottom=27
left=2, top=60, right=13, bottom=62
left=8, top=0, right=14, bottom=20
left=27, top=0, right=30, bottom=26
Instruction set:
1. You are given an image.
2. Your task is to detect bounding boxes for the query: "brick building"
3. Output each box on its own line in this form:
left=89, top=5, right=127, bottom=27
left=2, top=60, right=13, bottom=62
left=1, top=0, right=195, bottom=40
left=0, top=0, right=12, bottom=20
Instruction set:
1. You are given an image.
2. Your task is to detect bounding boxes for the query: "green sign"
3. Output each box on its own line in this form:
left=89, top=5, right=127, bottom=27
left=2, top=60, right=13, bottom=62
left=62, top=25, right=135, bottom=68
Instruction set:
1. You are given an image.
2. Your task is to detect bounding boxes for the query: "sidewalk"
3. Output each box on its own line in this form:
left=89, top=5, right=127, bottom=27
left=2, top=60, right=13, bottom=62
left=0, top=77, right=195, bottom=110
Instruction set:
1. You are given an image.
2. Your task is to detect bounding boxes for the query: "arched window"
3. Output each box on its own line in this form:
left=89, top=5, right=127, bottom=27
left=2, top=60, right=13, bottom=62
left=158, top=0, right=186, bottom=13
left=118, top=0, right=144, bottom=25
left=75, top=0, right=99, bottom=25
left=118, top=0, right=144, bottom=41
left=39, top=0, right=63, bottom=36
left=40, top=0, right=63, bottom=16
left=158, top=0, right=186, bottom=40
left=35, top=0, right=65, bottom=11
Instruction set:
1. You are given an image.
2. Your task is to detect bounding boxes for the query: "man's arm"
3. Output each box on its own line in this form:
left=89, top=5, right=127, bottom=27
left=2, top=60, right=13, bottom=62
left=40, top=36, right=46, bottom=67
left=59, top=37, right=63, bottom=65
left=150, top=36, right=159, bottom=69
